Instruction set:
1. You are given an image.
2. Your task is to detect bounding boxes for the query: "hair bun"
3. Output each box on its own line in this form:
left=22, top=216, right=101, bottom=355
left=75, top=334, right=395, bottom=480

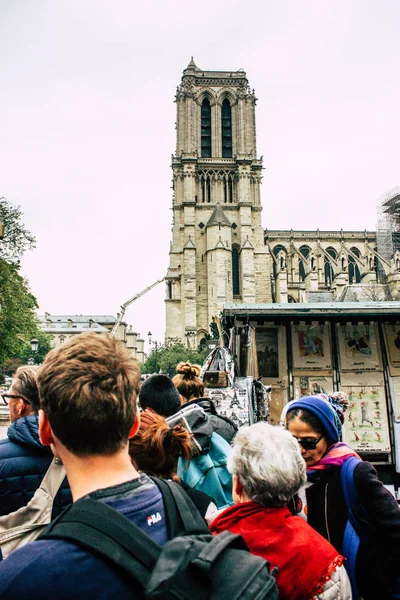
left=175, top=362, right=201, bottom=377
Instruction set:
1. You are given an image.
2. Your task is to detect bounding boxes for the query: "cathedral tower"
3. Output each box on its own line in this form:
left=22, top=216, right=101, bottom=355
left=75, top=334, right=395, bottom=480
left=165, top=59, right=272, bottom=346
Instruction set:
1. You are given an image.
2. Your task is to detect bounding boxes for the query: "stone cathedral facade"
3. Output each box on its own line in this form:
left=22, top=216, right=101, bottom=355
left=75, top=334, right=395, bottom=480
left=165, top=60, right=400, bottom=346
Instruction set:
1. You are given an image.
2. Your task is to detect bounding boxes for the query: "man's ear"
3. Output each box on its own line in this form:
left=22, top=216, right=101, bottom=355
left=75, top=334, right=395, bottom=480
left=128, top=410, right=140, bottom=439
left=17, top=399, right=28, bottom=418
left=38, top=409, right=53, bottom=447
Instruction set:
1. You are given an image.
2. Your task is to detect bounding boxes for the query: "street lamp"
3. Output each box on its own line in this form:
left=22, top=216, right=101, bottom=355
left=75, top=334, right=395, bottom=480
left=28, top=338, right=39, bottom=365
left=147, top=331, right=161, bottom=373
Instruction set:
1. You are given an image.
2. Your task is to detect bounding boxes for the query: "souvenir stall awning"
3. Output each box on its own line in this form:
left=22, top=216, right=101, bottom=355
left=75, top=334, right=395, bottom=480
left=223, top=301, right=400, bottom=320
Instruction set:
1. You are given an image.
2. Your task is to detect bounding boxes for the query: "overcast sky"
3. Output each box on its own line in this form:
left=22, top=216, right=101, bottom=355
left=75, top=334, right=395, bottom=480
left=1, top=0, right=399, bottom=346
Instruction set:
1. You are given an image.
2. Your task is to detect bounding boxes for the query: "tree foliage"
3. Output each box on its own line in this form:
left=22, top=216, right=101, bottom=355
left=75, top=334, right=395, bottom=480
left=0, top=197, right=36, bottom=264
left=141, top=340, right=209, bottom=376
left=0, top=260, right=40, bottom=367
left=0, top=197, right=41, bottom=375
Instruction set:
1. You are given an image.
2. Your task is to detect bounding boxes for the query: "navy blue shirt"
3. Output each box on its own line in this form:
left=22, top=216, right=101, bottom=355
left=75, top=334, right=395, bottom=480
left=0, top=473, right=167, bottom=599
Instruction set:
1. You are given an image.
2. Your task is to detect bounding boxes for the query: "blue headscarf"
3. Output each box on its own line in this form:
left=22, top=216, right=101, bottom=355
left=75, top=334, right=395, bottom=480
left=286, top=396, right=340, bottom=445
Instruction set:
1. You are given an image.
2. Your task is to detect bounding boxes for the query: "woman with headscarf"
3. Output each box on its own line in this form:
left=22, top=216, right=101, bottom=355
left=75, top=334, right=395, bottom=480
left=286, top=396, right=400, bottom=600
left=210, top=422, right=351, bottom=600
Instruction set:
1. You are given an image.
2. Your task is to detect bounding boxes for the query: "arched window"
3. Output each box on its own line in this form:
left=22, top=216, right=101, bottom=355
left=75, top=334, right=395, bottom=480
left=167, top=281, right=172, bottom=299
left=348, top=247, right=361, bottom=284
left=223, top=172, right=234, bottom=203
left=299, top=246, right=310, bottom=282
left=221, top=99, right=232, bottom=158
left=232, top=246, right=240, bottom=296
left=200, top=173, right=212, bottom=202
left=324, top=247, right=336, bottom=286
left=201, top=98, right=211, bottom=158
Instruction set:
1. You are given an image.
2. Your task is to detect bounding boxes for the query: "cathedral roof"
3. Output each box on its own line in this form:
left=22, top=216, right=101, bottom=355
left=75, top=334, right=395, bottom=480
left=206, top=204, right=231, bottom=228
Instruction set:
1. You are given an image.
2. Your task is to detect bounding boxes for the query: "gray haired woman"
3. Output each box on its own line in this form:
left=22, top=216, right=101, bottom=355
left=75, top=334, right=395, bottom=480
left=210, top=422, right=351, bottom=600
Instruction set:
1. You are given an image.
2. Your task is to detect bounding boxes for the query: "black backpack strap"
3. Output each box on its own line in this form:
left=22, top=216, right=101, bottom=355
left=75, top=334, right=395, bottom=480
left=152, top=478, right=210, bottom=536
left=39, top=498, right=160, bottom=588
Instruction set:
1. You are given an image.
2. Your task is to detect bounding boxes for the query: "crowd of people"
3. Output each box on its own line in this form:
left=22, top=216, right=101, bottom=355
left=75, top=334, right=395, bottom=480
left=0, top=332, right=399, bottom=598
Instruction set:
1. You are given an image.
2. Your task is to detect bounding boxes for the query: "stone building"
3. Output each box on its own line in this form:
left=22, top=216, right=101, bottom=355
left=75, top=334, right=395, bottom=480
left=165, top=59, right=400, bottom=346
left=39, top=314, right=146, bottom=362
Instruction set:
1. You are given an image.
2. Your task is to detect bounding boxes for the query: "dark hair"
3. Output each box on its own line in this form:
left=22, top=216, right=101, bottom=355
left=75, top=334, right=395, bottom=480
left=13, top=366, right=40, bottom=412
left=139, top=374, right=181, bottom=417
left=286, top=407, right=325, bottom=437
left=172, top=362, right=204, bottom=402
left=37, top=332, right=140, bottom=457
left=129, top=409, right=192, bottom=480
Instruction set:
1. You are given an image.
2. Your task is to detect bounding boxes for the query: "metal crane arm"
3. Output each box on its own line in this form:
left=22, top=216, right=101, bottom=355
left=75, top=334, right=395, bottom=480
left=111, top=278, right=165, bottom=335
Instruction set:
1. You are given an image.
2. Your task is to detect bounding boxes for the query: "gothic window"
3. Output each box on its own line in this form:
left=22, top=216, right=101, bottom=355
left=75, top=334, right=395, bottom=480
left=167, top=281, right=172, bottom=299
left=223, top=172, right=234, bottom=203
left=221, top=99, right=232, bottom=158
left=348, top=247, right=361, bottom=284
left=201, top=98, right=211, bottom=158
left=200, top=173, right=212, bottom=202
left=324, top=247, right=336, bottom=286
left=299, top=246, right=310, bottom=282
left=232, top=246, right=240, bottom=296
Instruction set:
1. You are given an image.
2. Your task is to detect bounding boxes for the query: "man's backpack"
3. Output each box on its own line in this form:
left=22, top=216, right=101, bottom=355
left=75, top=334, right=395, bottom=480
left=39, top=478, right=278, bottom=600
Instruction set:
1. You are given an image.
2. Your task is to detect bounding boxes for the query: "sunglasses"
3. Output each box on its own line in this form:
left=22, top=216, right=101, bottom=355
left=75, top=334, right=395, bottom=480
left=293, top=435, right=324, bottom=451
left=1, top=393, right=31, bottom=406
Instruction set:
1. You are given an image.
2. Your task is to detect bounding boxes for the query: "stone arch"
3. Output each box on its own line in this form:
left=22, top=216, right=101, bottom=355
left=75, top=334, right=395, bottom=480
left=216, top=88, right=237, bottom=107
left=196, top=89, right=217, bottom=107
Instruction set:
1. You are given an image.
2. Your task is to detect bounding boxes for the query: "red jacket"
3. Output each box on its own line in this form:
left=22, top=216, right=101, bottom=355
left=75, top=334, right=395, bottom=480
left=210, top=501, right=343, bottom=600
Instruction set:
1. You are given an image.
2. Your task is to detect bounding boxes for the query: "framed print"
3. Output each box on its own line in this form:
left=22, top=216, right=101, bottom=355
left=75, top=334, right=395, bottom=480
left=390, top=377, right=400, bottom=422
left=294, top=375, right=334, bottom=399
left=256, top=327, right=279, bottom=378
left=337, top=322, right=381, bottom=372
left=383, top=324, right=400, bottom=376
left=291, top=322, right=332, bottom=371
left=341, top=385, right=390, bottom=453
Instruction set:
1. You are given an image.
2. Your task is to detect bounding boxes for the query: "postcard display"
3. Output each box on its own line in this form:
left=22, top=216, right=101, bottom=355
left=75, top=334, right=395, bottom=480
left=256, top=326, right=288, bottom=425
left=291, top=322, right=334, bottom=404
left=383, top=324, right=400, bottom=421
left=337, top=323, right=390, bottom=454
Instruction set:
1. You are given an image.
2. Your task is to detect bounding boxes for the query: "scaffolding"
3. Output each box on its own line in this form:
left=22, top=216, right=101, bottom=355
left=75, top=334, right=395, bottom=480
left=376, top=186, right=400, bottom=281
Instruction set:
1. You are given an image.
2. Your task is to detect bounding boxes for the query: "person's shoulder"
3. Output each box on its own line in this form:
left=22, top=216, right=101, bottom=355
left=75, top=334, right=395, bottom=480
left=0, top=538, right=140, bottom=599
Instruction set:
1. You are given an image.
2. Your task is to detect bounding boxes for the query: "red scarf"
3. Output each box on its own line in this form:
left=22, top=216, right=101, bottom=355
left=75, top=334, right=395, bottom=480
left=210, top=502, right=343, bottom=600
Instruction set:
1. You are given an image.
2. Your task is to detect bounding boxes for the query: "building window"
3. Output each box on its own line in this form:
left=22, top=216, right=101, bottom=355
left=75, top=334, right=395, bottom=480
left=324, top=247, right=336, bottom=286
left=232, top=246, right=240, bottom=296
left=299, top=246, right=310, bottom=281
left=349, top=247, right=361, bottom=284
left=201, top=98, right=212, bottom=158
left=221, top=99, right=232, bottom=158
left=167, top=281, right=172, bottom=299
left=200, top=173, right=212, bottom=202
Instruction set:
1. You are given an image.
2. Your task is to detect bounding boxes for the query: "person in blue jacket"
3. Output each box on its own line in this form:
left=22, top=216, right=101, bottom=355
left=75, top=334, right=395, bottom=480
left=0, top=365, right=71, bottom=517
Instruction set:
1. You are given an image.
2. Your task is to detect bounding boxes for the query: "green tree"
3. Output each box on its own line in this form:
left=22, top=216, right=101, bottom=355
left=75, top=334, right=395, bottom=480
left=0, top=260, right=40, bottom=367
left=142, top=340, right=209, bottom=376
left=0, top=197, right=36, bottom=264
left=0, top=197, right=41, bottom=378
